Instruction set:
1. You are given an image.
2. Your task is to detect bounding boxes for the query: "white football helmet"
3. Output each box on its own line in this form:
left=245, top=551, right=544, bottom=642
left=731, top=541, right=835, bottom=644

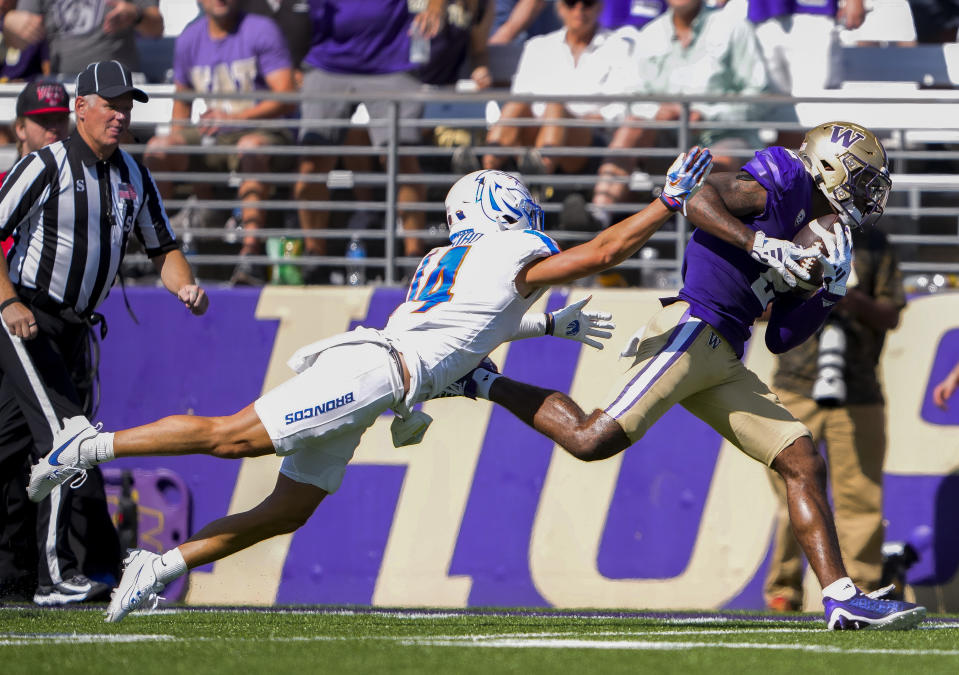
left=445, top=170, right=544, bottom=244
left=799, top=121, right=891, bottom=229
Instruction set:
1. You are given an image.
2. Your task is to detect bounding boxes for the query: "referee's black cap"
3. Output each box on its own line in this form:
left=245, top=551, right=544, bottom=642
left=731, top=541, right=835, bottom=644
left=76, top=61, right=149, bottom=103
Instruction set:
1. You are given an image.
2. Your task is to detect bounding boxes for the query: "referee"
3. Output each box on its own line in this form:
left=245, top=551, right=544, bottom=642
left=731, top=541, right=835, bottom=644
left=0, top=61, right=208, bottom=605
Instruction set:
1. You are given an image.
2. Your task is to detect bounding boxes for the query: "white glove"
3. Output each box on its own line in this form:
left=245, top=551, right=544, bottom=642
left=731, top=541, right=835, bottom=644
left=820, top=222, right=852, bottom=305
left=546, top=295, right=615, bottom=350
left=750, top=230, right=818, bottom=288
left=659, top=146, right=713, bottom=216
left=390, top=410, right=433, bottom=448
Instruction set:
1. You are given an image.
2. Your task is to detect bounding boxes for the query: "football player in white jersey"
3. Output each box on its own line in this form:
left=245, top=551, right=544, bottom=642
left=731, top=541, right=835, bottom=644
left=26, top=147, right=712, bottom=622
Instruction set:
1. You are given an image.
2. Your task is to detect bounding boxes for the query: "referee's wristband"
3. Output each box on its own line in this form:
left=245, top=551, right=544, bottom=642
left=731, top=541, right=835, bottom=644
left=0, top=297, right=22, bottom=313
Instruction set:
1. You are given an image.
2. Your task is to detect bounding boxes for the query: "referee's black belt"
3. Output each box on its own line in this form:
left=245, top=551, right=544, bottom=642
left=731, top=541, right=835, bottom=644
left=16, top=286, right=108, bottom=339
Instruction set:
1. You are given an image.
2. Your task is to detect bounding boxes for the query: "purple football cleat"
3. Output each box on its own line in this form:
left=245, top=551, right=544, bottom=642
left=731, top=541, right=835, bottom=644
left=824, top=590, right=926, bottom=630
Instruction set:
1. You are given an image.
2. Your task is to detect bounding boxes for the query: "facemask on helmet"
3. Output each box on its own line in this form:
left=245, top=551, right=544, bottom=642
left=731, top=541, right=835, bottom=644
left=799, top=121, right=891, bottom=229
left=445, top=170, right=544, bottom=244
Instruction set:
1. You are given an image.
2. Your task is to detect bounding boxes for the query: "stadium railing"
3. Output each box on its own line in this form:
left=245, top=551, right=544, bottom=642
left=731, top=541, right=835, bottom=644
left=0, top=82, right=956, bottom=287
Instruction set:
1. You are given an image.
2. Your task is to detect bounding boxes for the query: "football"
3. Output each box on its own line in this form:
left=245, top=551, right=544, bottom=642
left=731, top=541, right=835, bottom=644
left=792, top=213, right=839, bottom=296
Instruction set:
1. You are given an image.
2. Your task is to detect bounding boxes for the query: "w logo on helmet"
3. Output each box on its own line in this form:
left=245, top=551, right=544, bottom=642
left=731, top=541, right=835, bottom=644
left=830, top=125, right=866, bottom=149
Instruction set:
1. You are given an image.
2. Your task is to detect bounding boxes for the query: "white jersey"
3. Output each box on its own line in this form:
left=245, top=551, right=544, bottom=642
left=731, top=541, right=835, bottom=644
left=384, top=228, right=560, bottom=403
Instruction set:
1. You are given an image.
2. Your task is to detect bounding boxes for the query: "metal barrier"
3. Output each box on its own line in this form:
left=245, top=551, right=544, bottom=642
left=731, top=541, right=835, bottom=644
left=1, top=86, right=957, bottom=286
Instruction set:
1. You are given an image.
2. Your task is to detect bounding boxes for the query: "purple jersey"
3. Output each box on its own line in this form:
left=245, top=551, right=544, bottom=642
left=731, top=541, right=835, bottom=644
left=599, top=0, right=666, bottom=30
left=174, top=13, right=292, bottom=100
left=677, top=146, right=815, bottom=357
left=303, top=0, right=413, bottom=75
left=747, top=0, right=838, bottom=24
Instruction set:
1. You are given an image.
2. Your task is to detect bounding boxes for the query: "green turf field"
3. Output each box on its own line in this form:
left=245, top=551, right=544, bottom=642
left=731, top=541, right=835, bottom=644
left=2, top=606, right=958, bottom=674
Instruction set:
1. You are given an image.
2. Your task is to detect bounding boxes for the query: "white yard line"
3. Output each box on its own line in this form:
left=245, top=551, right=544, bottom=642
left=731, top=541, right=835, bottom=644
left=2, top=627, right=958, bottom=657
left=0, top=633, right=174, bottom=645
left=400, top=636, right=959, bottom=656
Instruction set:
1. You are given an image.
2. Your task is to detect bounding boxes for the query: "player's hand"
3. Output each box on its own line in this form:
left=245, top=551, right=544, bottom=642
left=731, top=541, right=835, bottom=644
left=547, top=295, right=615, bottom=350
left=177, top=285, right=208, bottom=316
left=659, top=146, right=712, bottom=216
left=820, top=222, right=852, bottom=306
left=1, top=299, right=39, bottom=340
left=750, top=230, right=818, bottom=288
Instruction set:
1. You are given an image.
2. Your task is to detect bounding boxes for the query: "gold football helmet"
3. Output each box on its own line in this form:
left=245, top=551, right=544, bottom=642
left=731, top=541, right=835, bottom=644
left=799, top=121, right=891, bottom=228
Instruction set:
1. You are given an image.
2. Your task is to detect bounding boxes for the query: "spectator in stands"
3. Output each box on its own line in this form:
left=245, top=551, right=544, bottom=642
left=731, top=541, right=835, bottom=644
left=765, top=225, right=905, bottom=612
left=488, top=0, right=560, bottom=44
left=837, top=0, right=917, bottom=47
left=598, top=0, right=664, bottom=29
left=343, top=1, right=494, bottom=253
left=476, top=0, right=637, bottom=182
left=728, top=0, right=864, bottom=99
left=908, top=0, right=959, bottom=43
left=144, top=0, right=296, bottom=286
left=239, top=0, right=312, bottom=76
left=417, top=0, right=495, bottom=90
left=0, top=0, right=48, bottom=146
left=294, top=0, right=442, bottom=278
left=0, top=0, right=46, bottom=81
left=2, top=0, right=163, bottom=76
left=564, top=0, right=769, bottom=232
left=933, top=360, right=959, bottom=410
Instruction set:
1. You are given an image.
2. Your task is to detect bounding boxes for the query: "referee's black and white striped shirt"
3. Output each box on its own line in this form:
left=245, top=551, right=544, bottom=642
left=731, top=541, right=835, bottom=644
left=0, top=133, right=178, bottom=317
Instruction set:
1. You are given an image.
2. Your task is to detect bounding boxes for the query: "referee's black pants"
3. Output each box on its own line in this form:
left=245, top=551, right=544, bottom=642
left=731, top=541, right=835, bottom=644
left=0, top=301, right=120, bottom=593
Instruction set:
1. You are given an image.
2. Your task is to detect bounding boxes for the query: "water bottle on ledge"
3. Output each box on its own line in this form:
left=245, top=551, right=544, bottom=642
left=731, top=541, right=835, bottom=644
left=346, top=234, right=366, bottom=286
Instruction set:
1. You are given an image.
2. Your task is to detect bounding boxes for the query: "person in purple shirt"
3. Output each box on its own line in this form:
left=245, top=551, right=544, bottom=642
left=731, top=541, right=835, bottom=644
left=452, top=121, right=928, bottom=630
left=598, top=0, right=665, bottom=29
left=143, top=0, right=296, bottom=285
left=293, top=0, right=441, bottom=279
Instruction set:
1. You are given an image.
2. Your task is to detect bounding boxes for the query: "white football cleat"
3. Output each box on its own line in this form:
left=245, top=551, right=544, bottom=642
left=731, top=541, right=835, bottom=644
left=28, top=415, right=101, bottom=502
left=105, top=549, right=166, bottom=623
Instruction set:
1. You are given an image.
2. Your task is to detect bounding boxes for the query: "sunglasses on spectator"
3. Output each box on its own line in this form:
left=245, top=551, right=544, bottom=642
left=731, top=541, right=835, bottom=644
left=561, top=0, right=600, bottom=7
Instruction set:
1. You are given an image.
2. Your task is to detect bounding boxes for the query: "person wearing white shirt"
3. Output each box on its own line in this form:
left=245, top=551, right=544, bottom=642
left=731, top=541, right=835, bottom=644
left=481, top=0, right=635, bottom=176
left=568, top=0, right=770, bottom=232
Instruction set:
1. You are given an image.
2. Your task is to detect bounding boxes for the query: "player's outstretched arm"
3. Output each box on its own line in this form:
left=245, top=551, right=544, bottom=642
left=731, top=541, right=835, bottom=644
left=685, top=170, right=817, bottom=288
left=510, top=295, right=615, bottom=349
left=518, top=147, right=711, bottom=292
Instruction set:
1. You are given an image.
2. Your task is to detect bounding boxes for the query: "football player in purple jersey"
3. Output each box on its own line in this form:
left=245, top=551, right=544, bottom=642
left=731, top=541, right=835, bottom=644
left=464, top=121, right=927, bottom=630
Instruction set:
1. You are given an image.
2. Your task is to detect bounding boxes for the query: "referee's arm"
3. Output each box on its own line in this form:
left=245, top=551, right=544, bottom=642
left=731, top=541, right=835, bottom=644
left=153, top=249, right=209, bottom=316
left=0, top=153, right=51, bottom=339
left=135, top=163, right=209, bottom=316
left=0, top=253, right=38, bottom=339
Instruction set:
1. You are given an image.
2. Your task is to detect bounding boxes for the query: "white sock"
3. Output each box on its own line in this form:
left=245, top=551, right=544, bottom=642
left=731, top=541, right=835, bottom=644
left=79, top=432, right=114, bottom=466
left=472, top=369, right=501, bottom=400
left=156, top=548, right=188, bottom=584
left=822, top=576, right=857, bottom=601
